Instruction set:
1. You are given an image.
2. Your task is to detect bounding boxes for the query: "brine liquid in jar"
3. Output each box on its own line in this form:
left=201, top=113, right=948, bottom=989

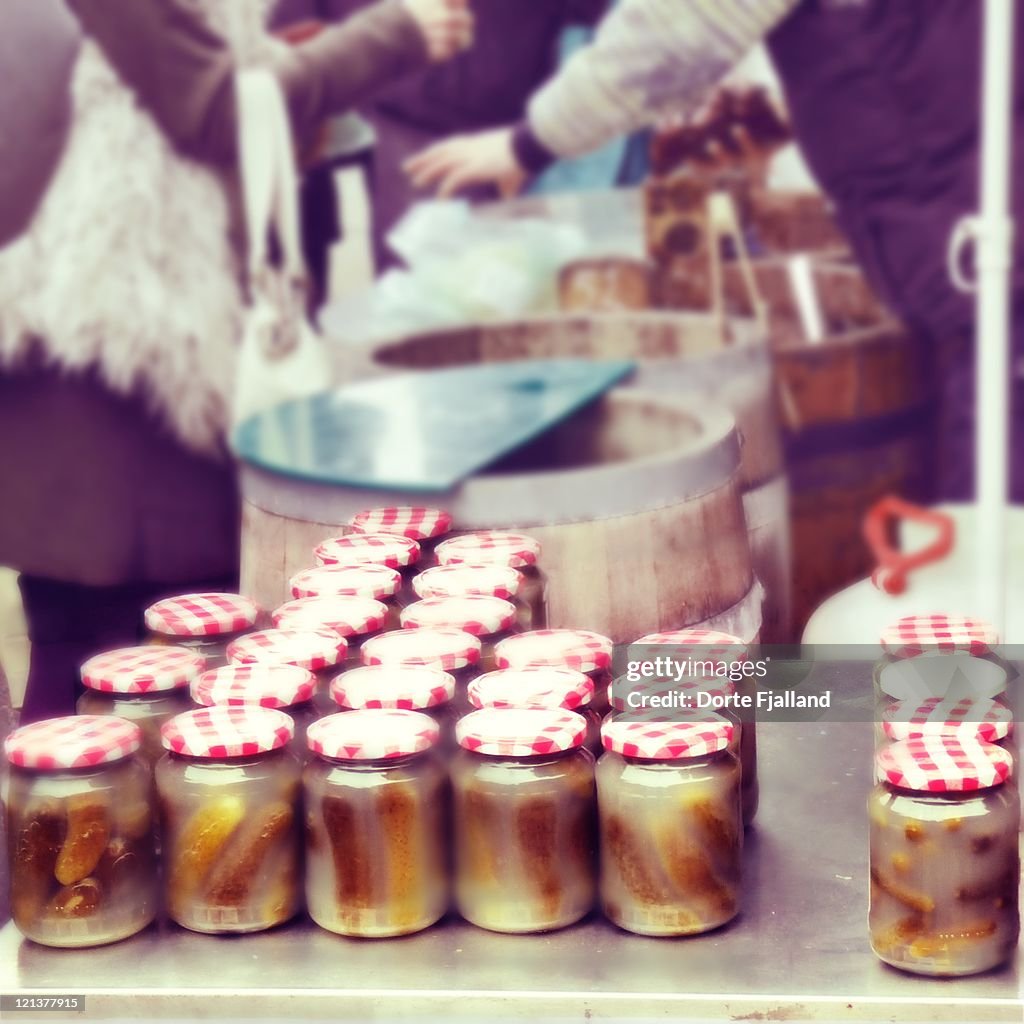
left=868, top=736, right=1019, bottom=976
left=4, top=716, right=158, bottom=947
left=144, top=593, right=261, bottom=669
left=452, top=708, right=596, bottom=933
left=597, top=713, right=742, bottom=936
left=304, top=709, right=448, bottom=937
left=156, top=706, right=302, bottom=934
left=77, top=646, right=203, bottom=768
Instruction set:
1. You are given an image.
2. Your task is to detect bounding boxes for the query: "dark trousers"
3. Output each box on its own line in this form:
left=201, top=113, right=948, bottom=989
left=17, top=573, right=236, bottom=724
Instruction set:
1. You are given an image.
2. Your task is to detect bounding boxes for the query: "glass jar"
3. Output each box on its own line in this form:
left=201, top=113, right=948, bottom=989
left=348, top=506, right=453, bottom=572
left=191, top=664, right=320, bottom=754
left=467, top=668, right=601, bottom=757
left=304, top=709, right=448, bottom=937
left=329, top=664, right=459, bottom=747
left=631, top=629, right=757, bottom=825
left=227, top=627, right=349, bottom=715
left=144, top=592, right=261, bottom=669
left=156, top=706, right=302, bottom=934
left=437, top=532, right=547, bottom=629
left=77, top=646, right=203, bottom=768
left=401, top=596, right=520, bottom=674
left=411, top=563, right=526, bottom=622
left=494, top=629, right=614, bottom=717
left=314, top=533, right=422, bottom=606
left=452, top=708, right=596, bottom=933
left=272, top=596, right=389, bottom=667
left=289, top=564, right=403, bottom=630
left=4, top=716, right=157, bottom=947
left=362, top=627, right=482, bottom=709
left=597, top=713, right=742, bottom=937
left=868, top=736, right=1019, bottom=976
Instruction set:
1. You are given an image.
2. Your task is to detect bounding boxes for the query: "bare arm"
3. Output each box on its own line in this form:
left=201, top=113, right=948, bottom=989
left=66, top=0, right=430, bottom=164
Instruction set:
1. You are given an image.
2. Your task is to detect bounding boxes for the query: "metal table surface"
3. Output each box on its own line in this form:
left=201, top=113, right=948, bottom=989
left=1, top=700, right=1021, bottom=1020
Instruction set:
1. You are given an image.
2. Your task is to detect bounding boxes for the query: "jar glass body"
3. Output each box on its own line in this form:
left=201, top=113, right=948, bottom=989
left=155, top=748, right=302, bottom=933
left=76, top=689, right=193, bottom=768
left=868, top=780, right=1020, bottom=975
left=451, top=746, right=596, bottom=933
left=146, top=628, right=254, bottom=669
left=5, top=757, right=157, bottom=947
left=596, top=748, right=742, bottom=936
left=304, top=751, right=448, bottom=937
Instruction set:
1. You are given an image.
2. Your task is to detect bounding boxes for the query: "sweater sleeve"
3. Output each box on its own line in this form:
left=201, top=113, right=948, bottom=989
left=66, top=0, right=428, bottom=165
left=528, top=0, right=799, bottom=160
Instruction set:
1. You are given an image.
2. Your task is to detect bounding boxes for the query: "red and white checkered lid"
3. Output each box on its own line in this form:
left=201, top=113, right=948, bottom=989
left=161, top=705, right=294, bottom=757
left=633, top=629, right=748, bottom=663
left=290, top=563, right=401, bottom=600
left=80, top=645, right=205, bottom=694
left=875, top=735, right=1012, bottom=791
left=362, top=627, right=481, bottom=671
left=144, top=593, right=260, bottom=638
left=227, top=627, right=348, bottom=671
left=879, top=614, right=999, bottom=659
left=272, top=596, right=388, bottom=638
left=330, top=665, right=456, bottom=710
left=601, top=712, right=733, bottom=759
left=401, top=595, right=516, bottom=636
left=608, top=676, right=736, bottom=714
left=5, top=715, right=142, bottom=770
left=456, top=707, right=585, bottom=756
left=437, top=531, right=541, bottom=568
left=413, top=563, right=523, bottom=600
left=467, top=667, right=595, bottom=711
left=882, top=697, right=1013, bottom=743
left=314, top=533, right=420, bottom=569
left=307, top=709, right=439, bottom=760
left=495, top=629, right=613, bottom=674
left=348, top=506, right=453, bottom=541
left=191, top=664, right=317, bottom=710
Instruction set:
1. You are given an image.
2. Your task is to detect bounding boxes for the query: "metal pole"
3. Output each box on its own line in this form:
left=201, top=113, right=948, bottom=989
left=975, top=0, right=1014, bottom=636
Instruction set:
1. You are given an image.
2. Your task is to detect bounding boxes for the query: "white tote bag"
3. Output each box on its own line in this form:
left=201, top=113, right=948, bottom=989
left=233, top=68, right=331, bottom=427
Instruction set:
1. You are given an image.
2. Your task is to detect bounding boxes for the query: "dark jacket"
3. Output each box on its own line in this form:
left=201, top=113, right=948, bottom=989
left=0, top=0, right=427, bottom=585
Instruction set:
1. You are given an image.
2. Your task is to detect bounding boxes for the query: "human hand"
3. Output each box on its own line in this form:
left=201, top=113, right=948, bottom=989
left=403, top=0, right=474, bottom=63
left=405, top=127, right=526, bottom=198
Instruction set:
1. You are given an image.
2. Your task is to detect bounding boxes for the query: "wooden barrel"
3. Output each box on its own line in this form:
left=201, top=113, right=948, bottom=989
left=723, top=256, right=937, bottom=633
left=240, top=391, right=755, bottom=644
left=369, top=311, right=791, bottom=642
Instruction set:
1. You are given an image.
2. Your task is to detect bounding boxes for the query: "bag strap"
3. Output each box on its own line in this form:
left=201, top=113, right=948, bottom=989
left=237, top=68, right=305, bottom=291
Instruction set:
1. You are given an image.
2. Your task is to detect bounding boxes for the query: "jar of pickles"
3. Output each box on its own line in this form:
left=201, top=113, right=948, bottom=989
left=329, top=664, right=458, bottom=742
left=633, top=629, right=757, bottom=825
left=495, top=629, right=614, bottom=715
left=272, top=596, right=389, bottom=666
left=597, top=713, right=742, bottom=937
left=436, top=531, right=546, bottom=629
left=401, top=595, right=519, bottom=673
left=362, top=627, right=482, bottom=707
left=452, top=708, right=596, bottom=933
left=412, top=563, right=525, bottom=622
left=868, top=736, right=1020, bottom=976
left=348, top=506, right=453, bottom=570
left=144, top=593, right=261, bottom=668
left=77, top=646, right=203, bottom=767
left=304, top=709, right=448, bottom=937
left=191, top=664, right=320, bottom=753
left=467, top=668, right=601, bottom=757
left=4, top=716, right=157, bottom=947
left=289, top=563, right=403, bottom=630
left=226, top=627, right=349, bottom=714
left=156, top=706, right=302, bottom=934
left=314, top=533, right=422, bottom=605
